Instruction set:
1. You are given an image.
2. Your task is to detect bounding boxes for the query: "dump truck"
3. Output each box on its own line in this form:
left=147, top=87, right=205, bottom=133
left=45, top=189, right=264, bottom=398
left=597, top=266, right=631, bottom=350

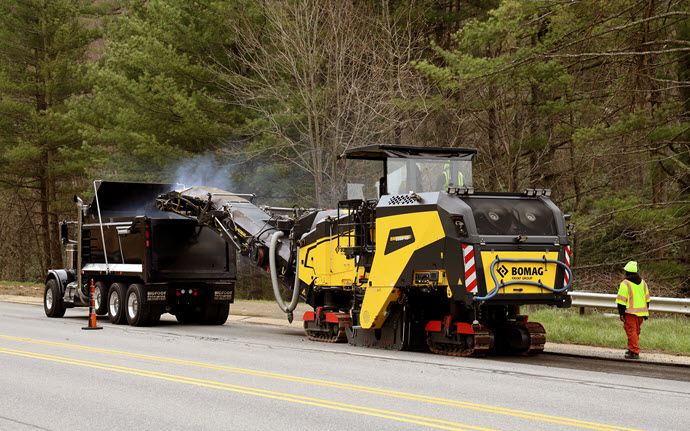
left=157, top=145, right=573, bottom=356
left=44, top=181, right=237, bottom=326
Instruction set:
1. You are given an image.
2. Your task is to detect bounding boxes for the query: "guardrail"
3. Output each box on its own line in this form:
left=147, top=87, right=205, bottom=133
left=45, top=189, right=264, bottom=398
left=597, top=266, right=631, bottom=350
left=568, top=292, right=690, bottom=315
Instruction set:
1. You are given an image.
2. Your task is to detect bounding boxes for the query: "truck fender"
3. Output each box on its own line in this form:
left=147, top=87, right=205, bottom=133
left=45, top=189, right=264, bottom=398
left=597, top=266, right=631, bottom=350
left=45, top=270, right=75, bottom=294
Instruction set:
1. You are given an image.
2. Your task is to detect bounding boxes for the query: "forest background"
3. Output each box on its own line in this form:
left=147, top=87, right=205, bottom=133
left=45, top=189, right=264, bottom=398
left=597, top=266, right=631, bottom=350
left=0, top=0, right=688, bottom=299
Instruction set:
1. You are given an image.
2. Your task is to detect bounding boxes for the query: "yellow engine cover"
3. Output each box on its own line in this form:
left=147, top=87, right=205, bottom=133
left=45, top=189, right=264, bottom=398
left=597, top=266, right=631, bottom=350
left=360, top=210, right=445, bottom=329
left=480, top=251, right=560, bottom=294
left=298, top=230, right=362, bottom=287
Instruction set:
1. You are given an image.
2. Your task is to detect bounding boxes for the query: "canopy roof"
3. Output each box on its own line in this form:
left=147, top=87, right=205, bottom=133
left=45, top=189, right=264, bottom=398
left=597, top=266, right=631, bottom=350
left=339, top=145, right=477, bottom=161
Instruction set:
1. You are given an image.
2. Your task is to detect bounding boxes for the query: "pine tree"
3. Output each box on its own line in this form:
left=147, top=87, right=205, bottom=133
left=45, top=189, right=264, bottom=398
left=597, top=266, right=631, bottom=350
left=73, top=0, right=246, bottom=180
left=415, top=0, right=690, bottom=294
left=0, top=0, right=113, bottom=277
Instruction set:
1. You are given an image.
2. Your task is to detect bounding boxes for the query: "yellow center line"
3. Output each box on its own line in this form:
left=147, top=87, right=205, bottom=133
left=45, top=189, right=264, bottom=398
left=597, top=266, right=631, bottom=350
left=0, top=335, right=640, bottom=431
left=0, top=347, right=488, bottom=431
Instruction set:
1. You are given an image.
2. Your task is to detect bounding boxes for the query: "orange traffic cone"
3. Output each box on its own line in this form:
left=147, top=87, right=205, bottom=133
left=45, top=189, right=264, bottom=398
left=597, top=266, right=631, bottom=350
left=82, top=279, right=103, bottom=330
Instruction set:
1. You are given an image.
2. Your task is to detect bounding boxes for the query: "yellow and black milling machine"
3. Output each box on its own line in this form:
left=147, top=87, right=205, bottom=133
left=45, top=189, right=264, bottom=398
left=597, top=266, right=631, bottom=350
left=156, top=145, right=573, bottom=356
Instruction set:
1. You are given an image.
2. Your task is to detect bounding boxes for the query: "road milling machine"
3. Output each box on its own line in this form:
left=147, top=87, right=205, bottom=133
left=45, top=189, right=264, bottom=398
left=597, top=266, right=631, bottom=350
left=156, top=145, right=573, bottom=356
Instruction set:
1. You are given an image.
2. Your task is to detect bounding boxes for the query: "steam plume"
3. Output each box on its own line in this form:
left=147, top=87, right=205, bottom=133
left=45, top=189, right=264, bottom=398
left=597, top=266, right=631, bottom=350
left=172, top=153, right=234, bottom=191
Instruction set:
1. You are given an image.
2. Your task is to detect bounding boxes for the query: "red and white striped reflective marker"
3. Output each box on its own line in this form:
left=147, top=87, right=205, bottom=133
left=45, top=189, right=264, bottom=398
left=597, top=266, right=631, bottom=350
left=563, top=245, right=571, bottom=287
left=462, top=244, right=477, bottom=293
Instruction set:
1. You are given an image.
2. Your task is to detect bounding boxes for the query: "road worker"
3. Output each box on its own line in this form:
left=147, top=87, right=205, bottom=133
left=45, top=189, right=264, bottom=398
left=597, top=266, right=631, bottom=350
left=437, top=162, right=465, bottom=190
left=615, top=261, right=650, bottom=359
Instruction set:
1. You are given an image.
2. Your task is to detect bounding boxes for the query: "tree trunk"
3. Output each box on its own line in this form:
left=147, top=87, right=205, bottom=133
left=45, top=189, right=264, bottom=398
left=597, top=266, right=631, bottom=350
left=678, top=8, right=690, bottom=196
left=486, top=92, right=498, bottom=190
left=39, top=166, right=51, bottom=270
left=18, top=235, right=26, bottom=281
left=48, top=163, right=62, bottom=269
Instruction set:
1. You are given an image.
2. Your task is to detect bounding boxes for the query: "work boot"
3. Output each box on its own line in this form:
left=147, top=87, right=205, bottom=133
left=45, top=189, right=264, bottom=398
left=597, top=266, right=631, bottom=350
left=625, top=351, right=639, bottom=360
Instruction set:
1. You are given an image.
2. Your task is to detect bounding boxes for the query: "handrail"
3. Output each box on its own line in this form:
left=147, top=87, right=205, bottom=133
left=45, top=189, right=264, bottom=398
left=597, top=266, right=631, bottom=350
left=569, top=291, right=690, bottom=315
left=476, top=256, right=573, bottom=302
left=93, top=180, right=109, bottom=274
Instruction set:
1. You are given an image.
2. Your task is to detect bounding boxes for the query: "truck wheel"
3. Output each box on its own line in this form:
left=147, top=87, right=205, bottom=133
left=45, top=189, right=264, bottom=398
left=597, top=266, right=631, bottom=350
left=44, top=279, right=66, bottom=318
left=107, top=283, right=128, bottom=324
left=94, top=281, right=108, bottom=316
left=201, top=303, right=230, bottom=325
left=125, top=284, right=152, bottom=327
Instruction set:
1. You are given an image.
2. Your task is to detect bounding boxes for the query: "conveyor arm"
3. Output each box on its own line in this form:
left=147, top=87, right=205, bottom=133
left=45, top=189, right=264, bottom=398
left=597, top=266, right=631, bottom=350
left=156, top=187, right=302, bottom=319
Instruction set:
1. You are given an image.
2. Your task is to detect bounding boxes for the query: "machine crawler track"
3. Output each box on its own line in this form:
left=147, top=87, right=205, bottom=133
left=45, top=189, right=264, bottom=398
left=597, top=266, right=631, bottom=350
left=426, top=321, right=492, bottom=357
left=492, top=319, right=546, bottom=355
left=515, top=321, right=546, bottom=355
left=303, top=311, right=352, bottom=343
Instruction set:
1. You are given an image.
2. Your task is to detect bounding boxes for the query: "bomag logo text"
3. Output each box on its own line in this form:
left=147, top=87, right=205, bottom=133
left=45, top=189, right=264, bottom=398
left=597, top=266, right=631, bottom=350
left=512, top=267, right=545, bottom=276
left=391, top=235, right=412, bottom=242
left=384, top=227, right=415, bottom=255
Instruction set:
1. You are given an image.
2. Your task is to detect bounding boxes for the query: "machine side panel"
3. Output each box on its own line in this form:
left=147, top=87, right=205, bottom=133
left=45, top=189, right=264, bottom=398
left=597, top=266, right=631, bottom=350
left=298, top=231, right=362, bottom=288
left=367, top=210, right=445, bottom=287
left=359, top=210, right=445, bottom=329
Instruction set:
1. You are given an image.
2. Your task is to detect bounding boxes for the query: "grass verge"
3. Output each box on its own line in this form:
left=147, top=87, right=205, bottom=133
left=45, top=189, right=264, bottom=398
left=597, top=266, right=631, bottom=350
left=530, top=307, right=690, bottom=355
left=0, top=280, right=43, bottom=287
left=0, top=280, right=43, bottom=297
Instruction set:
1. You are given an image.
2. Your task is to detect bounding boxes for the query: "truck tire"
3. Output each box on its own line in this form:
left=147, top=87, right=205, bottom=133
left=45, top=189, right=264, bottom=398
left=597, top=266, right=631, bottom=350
left=44, top=279, right=66, bottom=318
left=107, top=283, right=128, bottom=325
left=201, top=303, right=230, bottom=325
left=94, top=281, right=108, bottom=316
left=125, top=283, right=153, bottom=327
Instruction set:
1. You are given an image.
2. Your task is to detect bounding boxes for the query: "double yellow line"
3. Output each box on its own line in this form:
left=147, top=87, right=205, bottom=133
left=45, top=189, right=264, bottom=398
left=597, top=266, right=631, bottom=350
left=0, top=344, right=489, bottom=431
left=0, top=335, right=640, bottom=431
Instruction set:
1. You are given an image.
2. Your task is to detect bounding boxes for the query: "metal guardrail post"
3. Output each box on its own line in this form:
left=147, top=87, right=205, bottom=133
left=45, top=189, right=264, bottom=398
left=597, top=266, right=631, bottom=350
left=568, top=292, right=690, bottom=315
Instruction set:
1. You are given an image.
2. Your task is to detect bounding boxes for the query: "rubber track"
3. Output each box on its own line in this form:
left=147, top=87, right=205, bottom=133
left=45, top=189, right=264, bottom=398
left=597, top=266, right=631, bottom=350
left=304, top=312, right=352, bottom=343
left=516, top=321, right=546, bottom=355
left=427, top=325, right=491, bottom=357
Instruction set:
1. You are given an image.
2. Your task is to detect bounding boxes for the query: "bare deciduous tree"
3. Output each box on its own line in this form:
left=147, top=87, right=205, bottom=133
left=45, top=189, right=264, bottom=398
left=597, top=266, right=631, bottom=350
left=208, top=0, right=433, bottom=206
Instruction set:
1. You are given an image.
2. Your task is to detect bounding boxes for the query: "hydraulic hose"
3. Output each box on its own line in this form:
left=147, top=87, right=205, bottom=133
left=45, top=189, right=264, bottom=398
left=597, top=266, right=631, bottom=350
left=476, top=257, right=573, bottom=302
left=269, top=231, right=301, bottom=323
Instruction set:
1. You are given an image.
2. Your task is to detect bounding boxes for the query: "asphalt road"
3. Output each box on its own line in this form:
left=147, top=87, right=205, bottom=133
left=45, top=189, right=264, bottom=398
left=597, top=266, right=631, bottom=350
left=1, top=302, right=688, bottom=431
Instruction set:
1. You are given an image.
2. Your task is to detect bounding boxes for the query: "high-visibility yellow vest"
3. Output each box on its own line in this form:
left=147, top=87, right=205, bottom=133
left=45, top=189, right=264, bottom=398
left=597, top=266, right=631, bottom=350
left=616, top=279, right=650, bottom=316
left=443, top=167, right=464, bottom=187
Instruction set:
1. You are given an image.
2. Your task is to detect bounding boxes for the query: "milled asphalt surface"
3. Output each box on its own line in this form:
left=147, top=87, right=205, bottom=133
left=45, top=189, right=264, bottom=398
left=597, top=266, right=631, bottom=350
left=3, top=294, right=689, bottom=367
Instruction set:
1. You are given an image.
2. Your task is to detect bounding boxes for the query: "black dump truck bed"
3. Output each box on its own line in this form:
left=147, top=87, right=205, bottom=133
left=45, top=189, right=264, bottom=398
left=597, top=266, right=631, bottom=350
left=44, top=181, right=237, bottom=327
left=82, top=181, right=236, bottom=282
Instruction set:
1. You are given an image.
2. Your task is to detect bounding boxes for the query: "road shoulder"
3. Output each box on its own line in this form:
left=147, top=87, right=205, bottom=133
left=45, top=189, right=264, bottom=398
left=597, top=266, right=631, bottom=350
left=3, top=295, right=688, bottom=366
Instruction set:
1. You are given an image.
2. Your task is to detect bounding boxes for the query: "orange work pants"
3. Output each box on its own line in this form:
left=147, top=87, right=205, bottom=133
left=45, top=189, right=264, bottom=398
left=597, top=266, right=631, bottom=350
left=623, top=313, right=644, bottom=354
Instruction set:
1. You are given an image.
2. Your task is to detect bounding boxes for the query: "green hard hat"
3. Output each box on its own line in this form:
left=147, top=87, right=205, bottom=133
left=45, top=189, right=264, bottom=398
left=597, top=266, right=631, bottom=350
left=624, top=261, right=638, bottom=273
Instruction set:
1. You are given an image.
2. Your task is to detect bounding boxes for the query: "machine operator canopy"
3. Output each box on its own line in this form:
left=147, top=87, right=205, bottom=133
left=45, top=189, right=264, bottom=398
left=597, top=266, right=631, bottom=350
left=339, top=145, right=477, bottom=200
